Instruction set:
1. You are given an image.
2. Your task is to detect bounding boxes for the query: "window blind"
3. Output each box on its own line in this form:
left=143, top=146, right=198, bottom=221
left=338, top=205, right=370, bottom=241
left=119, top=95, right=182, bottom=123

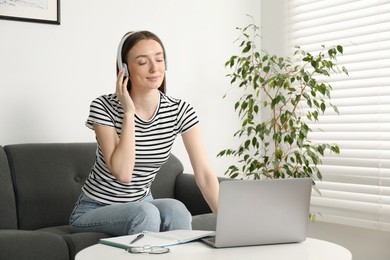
left=286, top=0, right=390, bottom=231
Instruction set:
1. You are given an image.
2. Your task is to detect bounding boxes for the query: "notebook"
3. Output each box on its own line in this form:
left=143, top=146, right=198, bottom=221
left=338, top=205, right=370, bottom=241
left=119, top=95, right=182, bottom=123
left=100, top=229, right=215, bottom=249
left=201, top=178, right=312, bottom=248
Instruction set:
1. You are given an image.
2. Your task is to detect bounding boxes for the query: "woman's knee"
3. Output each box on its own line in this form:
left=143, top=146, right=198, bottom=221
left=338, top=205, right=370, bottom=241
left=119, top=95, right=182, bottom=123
left=151, top=199, right=192, bottom=230
left=128, top=202, right=161, bottom=234
left=153, top=199, right=189, bottom=214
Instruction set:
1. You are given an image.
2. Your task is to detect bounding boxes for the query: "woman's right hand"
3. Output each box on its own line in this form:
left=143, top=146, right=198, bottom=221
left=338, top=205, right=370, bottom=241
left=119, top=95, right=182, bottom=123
left=116, top=69, right=135, bottom=113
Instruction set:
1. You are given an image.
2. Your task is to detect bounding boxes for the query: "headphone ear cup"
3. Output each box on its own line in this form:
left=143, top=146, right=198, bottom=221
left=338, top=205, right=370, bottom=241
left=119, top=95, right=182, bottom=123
left=122, top=63, right=129, bottom=77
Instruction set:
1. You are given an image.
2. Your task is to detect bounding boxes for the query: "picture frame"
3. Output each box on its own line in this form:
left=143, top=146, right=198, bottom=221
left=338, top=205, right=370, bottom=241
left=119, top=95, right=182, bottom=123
left=0, top=0, right=60, bottom=25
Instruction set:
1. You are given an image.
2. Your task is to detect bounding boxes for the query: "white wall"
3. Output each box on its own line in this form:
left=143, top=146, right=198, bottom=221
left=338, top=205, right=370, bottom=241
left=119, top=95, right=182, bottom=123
left=261, top=1, right=390, bottom=260
left=0, top=0, right=260, bottom=176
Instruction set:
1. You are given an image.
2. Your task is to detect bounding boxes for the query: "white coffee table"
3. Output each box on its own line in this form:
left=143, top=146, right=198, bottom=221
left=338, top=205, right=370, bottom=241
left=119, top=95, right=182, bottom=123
left=75, top=237, right=352, bottom=260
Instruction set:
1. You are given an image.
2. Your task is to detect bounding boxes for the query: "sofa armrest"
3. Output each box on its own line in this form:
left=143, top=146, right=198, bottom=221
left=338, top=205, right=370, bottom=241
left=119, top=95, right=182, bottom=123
left=174, top=173, right=232, bottom=216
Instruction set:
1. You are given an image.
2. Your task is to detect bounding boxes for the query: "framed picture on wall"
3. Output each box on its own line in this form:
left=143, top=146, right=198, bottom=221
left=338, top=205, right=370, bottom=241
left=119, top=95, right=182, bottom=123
left=0, top=0, right=60, bottom=25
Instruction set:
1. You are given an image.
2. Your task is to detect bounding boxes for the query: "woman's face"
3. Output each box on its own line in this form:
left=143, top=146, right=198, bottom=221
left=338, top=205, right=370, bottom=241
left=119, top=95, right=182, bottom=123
left=126, top=39, right=165, bottom=92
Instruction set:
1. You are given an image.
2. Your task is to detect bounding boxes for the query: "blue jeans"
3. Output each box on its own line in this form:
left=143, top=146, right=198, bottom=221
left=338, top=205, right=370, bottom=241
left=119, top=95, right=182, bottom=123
left=69, top=192, right=192, bottom=236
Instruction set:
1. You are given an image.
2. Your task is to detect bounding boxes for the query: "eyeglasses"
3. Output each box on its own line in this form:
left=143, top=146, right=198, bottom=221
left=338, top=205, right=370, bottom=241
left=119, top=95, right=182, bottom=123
left=127, top=245, right=170, bottom=254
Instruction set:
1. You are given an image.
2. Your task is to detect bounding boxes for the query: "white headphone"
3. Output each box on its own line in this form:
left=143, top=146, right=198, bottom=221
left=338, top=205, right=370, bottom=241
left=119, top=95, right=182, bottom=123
left=117, top=31, right=167, bottom=77
left=117, top=31, right=135, bottom=77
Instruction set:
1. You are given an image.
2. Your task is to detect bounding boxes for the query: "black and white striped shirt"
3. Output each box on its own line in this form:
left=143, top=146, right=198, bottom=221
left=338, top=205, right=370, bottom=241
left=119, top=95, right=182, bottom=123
left=82, top=92, right=199, bottom=204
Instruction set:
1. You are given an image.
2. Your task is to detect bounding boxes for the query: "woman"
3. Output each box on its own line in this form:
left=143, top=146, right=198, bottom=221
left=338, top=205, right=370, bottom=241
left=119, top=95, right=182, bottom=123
left=70, top=31, right=219, bottom=236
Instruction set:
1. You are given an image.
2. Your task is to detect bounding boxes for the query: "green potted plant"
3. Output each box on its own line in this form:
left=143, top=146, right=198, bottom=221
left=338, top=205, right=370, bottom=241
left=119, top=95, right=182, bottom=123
left=218, top=23, right=348, bottom=196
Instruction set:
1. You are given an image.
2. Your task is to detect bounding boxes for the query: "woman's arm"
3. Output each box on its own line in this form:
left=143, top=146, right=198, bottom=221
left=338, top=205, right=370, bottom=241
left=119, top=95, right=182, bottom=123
left=93, top=69, right=136, bottom=183
left=93, top=114, right=135, bottom=183
left=182, top=124, right=219, bottom=214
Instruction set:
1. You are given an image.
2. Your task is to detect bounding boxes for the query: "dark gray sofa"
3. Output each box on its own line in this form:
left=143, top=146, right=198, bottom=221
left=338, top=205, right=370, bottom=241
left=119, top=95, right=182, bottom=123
left=0, top=142, right=217, bottom=260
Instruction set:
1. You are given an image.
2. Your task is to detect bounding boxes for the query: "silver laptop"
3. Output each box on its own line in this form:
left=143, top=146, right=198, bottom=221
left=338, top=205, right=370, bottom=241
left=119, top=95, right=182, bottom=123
left=201, top=178, right=312, bottom=248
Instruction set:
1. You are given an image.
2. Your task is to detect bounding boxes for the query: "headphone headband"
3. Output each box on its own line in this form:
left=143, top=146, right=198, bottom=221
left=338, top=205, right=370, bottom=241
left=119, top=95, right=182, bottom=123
left=117, top=31, right=137, bottom=77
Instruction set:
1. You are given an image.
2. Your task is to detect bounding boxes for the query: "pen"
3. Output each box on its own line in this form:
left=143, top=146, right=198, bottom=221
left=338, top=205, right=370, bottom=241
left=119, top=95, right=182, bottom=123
left=130, top=234, right=144, bottom=244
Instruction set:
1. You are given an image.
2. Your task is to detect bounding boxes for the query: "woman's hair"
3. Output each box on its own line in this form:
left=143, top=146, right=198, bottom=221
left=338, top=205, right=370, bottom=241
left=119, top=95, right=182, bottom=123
left=118, top=31, right=167, bottom=93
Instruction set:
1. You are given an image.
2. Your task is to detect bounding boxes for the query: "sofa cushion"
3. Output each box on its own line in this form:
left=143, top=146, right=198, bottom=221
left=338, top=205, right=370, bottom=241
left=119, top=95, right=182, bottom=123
left=38, top=224, right=109, bottom=259
left=63, top=232, right=110, bottom=259
left=4, top=143, right=97, bottom=230
left=151, top=153, right=184, bottom=199
left=0, top=230, right=69, bottom=260
left=175, top=173, right=234, bottom=215
left=174, top=173, right=212, bottom=215
left=0, top=146, right=17, bottom=229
